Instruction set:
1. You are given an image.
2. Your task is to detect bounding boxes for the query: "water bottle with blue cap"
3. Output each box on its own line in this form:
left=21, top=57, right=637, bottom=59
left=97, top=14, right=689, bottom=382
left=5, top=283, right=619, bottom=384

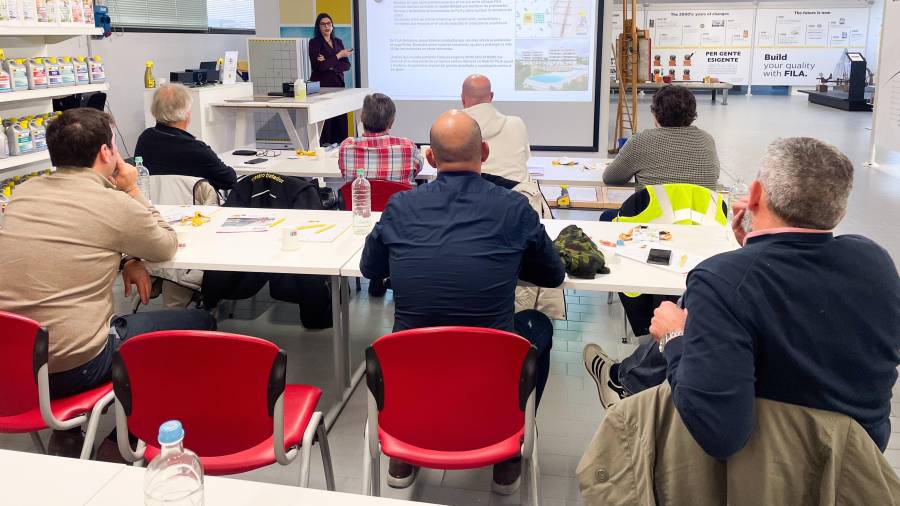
left=143, top=420, right=204, bottom=506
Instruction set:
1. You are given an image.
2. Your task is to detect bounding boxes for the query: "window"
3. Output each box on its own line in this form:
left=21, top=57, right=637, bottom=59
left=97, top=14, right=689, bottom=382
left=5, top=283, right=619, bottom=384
left=108, top=0, right=255, bottom=32
left=207, top=0, right=255, bottom=31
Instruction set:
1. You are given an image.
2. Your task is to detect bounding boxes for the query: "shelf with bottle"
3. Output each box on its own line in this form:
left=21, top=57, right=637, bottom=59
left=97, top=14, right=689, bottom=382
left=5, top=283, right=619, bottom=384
left=0, top=82, right=108, bottom=104
left=0, top=149, right=50, bottom=172
left=0, top=0, right=101, bottom=38
left=0, top=25, right=102, bottom=37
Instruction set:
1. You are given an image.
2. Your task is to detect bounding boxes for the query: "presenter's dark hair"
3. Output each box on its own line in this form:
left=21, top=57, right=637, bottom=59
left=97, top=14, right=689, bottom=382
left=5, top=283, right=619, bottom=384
left=651, top=85, right=697, bottom=127
left=314, top=13, right=333, bottom=39
left=46, top=108, right=115, bottom=169
left=361, top=93, right=396, bottom=133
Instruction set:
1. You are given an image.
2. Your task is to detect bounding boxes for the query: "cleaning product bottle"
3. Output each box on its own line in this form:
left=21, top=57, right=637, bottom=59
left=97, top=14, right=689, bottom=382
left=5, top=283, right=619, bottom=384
left=0, top=60, right=11, bottom=93
left=19, top=0, right=37, bottom=23
left=26, top=58, right=47, bottom=89
left=34, top=0, right=49, bottom=22
left=556, top=185, right=571, bottom=208
left=88, top=55, right=105, bottom=83
left=0, top=0, right=12, bottom=23
left=73, top=56, right=89, bottom=85
left=81, top=0, right=92, bottom=24
left=44, top=56, right=62, bottom=87
left=0, top=118, right=9, bottom=159
left=6, top=59, right=28, bottom=91
left=5, top=0, right=20, bottom=23
left=59, top=56, right=75, bottom=86
left=70, top=0, right=84, bottom=23
left=56, top=0, right=71, bottom=23
left=8, top=120, right=33, bottom=155
left=144, top=60, right=156, bottom=88
left=294, top=78, right=306, bottom=100
left=29, top=117, right=46, bottom=151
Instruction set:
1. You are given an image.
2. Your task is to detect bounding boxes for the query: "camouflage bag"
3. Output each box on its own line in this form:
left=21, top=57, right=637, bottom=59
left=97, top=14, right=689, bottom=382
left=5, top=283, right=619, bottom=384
left=553, top=224, right=610, bottom=279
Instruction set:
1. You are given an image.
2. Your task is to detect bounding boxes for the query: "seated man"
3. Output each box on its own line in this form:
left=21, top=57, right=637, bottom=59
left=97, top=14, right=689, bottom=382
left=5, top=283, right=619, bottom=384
left=584, top=137, right=900, bottom=458
left=135, top=83, right=237, bottom=191
left=361, top=110, right=565, bottom=492
left=461, top=75, right=531, bottom=183
left=0, top=109, right=216, bottom=452
left=338, top=92, right=423, bottom=183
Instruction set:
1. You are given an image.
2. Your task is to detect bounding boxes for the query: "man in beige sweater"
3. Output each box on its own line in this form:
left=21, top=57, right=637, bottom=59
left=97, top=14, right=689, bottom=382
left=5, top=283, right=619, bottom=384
left=0, top=108, right=215, bottom=401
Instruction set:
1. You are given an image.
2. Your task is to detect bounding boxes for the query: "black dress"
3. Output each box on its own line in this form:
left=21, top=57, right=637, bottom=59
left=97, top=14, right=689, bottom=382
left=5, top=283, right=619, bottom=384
left=308, top=36, right=352, bottom=146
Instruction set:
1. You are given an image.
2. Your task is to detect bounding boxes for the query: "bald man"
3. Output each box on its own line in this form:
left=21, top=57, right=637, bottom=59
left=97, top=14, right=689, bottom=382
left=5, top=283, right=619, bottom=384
left=461, top=75, right=531, bottom=183
left=135, top=83, right=237, bottom=190
left=361, top=111, right=565, bottom=493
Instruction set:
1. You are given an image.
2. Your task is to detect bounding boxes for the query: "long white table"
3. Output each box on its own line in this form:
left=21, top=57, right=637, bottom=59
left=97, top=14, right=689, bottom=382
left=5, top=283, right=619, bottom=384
left=151, top=206, right=373, bottom=429
left=341, top=219, right=739, bottom=296
left=417, top=156, right=612, bottom=185
left=218, top=147, right=342, bottom=178
left=0, top=449, right=437, bottom=505
left=212, top=88, right=370, bottom=151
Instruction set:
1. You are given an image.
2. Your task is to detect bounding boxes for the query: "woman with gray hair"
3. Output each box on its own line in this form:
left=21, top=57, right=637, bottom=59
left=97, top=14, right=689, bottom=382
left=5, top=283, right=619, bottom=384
left=134, top=83, right=237, bottom=190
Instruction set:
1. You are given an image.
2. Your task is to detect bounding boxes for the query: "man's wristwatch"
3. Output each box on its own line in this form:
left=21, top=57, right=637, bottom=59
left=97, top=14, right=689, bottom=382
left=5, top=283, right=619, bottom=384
left=658, top=330, right=684, bottom=354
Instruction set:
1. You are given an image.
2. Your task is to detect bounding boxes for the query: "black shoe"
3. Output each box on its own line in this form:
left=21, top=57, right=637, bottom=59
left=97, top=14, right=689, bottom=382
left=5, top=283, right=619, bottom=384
left=387, top=458, right=419, bottom=489
left=48, top=428, right=84, bottom=458
left=368, top=278, right=388, bottom=297
left=492, top=456, right=522, bottom=495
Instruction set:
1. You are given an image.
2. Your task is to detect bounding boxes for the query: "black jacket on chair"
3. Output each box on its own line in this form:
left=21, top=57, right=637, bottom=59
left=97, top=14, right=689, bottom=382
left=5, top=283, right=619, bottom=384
left=201, top=173, right=332, bottom=329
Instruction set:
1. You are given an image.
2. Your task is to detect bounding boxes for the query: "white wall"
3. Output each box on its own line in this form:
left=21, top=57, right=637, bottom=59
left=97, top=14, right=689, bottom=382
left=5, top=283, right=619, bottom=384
left=56, top=33, right=250, bottom=155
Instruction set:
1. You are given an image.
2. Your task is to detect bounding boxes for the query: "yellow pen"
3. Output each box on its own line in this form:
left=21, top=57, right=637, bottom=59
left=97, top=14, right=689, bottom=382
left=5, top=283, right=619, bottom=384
left=269, top=218, right=286, bottom=228
left=297, top=223, right=327, bottom=230
left=679, top=254, right=688, bottom=268
left=315, top=224, right=336, bottom=234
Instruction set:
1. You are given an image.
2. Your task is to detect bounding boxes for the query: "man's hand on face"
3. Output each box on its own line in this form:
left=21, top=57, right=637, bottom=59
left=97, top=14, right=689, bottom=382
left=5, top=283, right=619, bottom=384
left=110, top=157, right=138, bottom=193
left=731, top=197, right=750, bottom=245
left=649, top=301, right=688, bottom=342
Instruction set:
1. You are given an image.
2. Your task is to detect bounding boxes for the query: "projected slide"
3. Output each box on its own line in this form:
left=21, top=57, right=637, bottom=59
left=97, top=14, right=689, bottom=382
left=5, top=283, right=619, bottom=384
left=365, top=0, right=597, bottom=102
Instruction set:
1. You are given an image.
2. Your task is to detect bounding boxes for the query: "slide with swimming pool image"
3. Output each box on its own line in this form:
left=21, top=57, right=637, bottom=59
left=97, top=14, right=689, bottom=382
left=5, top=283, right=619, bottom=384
left=515, top=37, right=590, bottom=91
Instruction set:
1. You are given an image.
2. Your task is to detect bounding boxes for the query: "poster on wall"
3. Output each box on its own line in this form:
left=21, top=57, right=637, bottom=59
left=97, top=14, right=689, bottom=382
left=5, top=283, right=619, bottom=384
left=645, top=9, right=755, bottom=85
left=752, top=8, right=869, bottom=86
left=870, top=0, right=900, bottom=167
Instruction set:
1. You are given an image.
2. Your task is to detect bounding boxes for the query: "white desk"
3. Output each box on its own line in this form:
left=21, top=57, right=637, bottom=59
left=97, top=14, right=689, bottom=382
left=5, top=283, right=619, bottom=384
left=0, top=449, right=125, bottom=506
left=341, top=219, right=739, bottom=296
left=87, top=465, right=437, bottom=505
left=417, top=156, right=611, bottom=186
left=151, top=206, right=373, bottom=429
left=219, top=148, right=342, bottom=179
left=212, top=88, right=370, bottom=151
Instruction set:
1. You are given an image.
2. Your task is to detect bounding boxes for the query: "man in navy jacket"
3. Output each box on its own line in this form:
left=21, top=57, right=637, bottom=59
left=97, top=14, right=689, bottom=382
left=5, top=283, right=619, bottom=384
left=361, top=110, right=565, bottom=493
left=585, top=137, right=900, bottom=460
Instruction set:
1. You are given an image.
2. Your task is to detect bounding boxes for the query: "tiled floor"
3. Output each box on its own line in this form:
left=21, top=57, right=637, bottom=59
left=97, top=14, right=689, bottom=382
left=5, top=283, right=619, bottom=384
left=2, top=94, right=899, bottom=504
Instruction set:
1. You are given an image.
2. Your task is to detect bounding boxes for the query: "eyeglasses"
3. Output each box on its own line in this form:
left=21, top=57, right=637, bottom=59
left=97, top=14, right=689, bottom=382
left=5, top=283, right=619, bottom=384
left=319, top=21, right=333, bottom=27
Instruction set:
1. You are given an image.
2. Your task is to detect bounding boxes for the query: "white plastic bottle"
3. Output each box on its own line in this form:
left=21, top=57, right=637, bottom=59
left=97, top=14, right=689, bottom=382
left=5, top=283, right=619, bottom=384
left=73, top=56, right=89, bottom=85
left=135, top=156, right=150, bottom=199
left=0, top=118, right=9, bottom=159
left=26, top=57, right=47, bottom=89
left=8, top=120, right=33, bottom=155
left=19, top=0, right=37, bottom=23
left=143, top=420, right=204, bottom=506
left=87, top=55, right=105, bottom=83
left=29, top=117, right=46, bottom=151
left=58, top=56, right=75, bottom=86
left=0, top=65, right=11, bottom=93
left=44, top=57, right=61, bottom=87
left=351, top=169, right=372, bottom=234
left=6, top=59, right=28, bottom=91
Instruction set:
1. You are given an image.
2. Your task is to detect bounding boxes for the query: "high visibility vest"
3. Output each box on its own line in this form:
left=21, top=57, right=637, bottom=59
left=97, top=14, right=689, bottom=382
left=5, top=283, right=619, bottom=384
left=616, top=184, right=728, bottom=227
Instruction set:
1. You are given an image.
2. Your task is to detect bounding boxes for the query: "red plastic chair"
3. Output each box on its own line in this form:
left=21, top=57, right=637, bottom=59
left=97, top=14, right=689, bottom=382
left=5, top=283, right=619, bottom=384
left=339, top=179, right=412, bottom=212
left=111, top=331, right=334, bottom=489
left=363, top=327, right=539, bottom=504
left=0, top=311, right=114, bottom=459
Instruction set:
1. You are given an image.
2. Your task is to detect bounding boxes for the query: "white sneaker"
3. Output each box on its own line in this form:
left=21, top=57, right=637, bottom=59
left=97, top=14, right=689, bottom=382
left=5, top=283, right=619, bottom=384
left=582, top=343, right=629, bottom=409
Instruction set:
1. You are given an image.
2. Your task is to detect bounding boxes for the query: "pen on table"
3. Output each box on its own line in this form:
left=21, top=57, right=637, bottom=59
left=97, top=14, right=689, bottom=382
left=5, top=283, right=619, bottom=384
left=679, top=254, right=688, bottom=268
left=269, top=218, right=286, bottom=228
left=315, top=224, right=336, bottom=234
left=297, top=223, right=327, bottom=230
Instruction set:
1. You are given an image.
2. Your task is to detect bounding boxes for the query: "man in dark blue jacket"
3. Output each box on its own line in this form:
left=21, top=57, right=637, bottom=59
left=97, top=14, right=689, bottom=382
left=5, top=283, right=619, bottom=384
left=361, top=110, right=565, bottom=493
left=585, top=137, right=900, bottom=460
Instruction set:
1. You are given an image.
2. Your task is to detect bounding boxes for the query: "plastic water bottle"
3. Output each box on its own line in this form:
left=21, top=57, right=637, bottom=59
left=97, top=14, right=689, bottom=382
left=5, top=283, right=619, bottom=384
left=352, top=169, right=372, bottom=234
left=135, top=156, right=151, bottom=200
left=143, top=420, right=204, bottom=506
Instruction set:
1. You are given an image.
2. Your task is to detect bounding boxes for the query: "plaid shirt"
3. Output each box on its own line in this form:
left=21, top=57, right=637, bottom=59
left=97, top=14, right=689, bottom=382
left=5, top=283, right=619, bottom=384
left=338, top=132, right=423, bottom=183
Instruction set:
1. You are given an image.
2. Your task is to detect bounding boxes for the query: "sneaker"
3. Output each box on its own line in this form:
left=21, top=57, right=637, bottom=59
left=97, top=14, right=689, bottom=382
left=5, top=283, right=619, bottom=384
left=583, top=343, right=629, bottom=409
left=491, top=457, right=522, bottom=495
left=387, top=458, right=419, bottom=489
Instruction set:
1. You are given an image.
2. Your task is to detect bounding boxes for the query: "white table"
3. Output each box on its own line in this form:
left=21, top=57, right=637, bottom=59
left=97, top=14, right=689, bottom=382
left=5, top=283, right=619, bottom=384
left=0, top=449, right=438, bottom=505
left=87, top=465, right=437, bottom=505
left=0, top=449, right=124, bottom=506
left=151, top=206, right=373, bottom=429
left=341, top=219, right=739, bottom=296
left=212, top=88, right=370, bottom=151
left=219, top=147, right=342, bottom=179
left=613, top=81, right=734, bottom=104
left=417, top=156, right=612, bottom=186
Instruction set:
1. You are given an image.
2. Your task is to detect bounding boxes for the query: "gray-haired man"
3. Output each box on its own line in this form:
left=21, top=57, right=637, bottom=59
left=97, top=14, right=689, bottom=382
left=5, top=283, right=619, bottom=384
left=135, top=83, right=237, bottom=190
left=585, top=137, right=900, bottom=459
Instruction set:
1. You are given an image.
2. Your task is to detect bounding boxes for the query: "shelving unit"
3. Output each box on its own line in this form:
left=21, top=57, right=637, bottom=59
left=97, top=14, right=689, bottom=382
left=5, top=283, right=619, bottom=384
left=1, top=25, right=103, bottom=177
left=0, top=83, right=109, bottom=104
left=0, top=150, right=51, bottom=172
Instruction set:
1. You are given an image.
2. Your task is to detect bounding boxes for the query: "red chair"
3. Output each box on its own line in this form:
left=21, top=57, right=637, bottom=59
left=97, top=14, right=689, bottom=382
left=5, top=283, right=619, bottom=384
left=363, top=327, right=539, bottom=504
left=339, top=179, right=412, bottom=212
left=111, top=331, right=334, bottom=489
left=0, top=311, right=114, bottom=459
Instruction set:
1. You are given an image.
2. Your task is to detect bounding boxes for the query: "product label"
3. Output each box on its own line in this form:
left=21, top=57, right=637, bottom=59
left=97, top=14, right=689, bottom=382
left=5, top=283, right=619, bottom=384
left=75, top=66, right=89, bottom=84
left=32, top=129, right=46, bottom=150
left=89, top=63, right=105, bottom=81
left=61, top=67, right=76, bottom=84
left=31, top=67, right=47, bottom=86
left=15, top=131, right=33, bottom=153
left=47, top=67, right=61, bottom=85
left=11, top=68, right=28, bottom=90
left=0, top=74, right=10, bottom=92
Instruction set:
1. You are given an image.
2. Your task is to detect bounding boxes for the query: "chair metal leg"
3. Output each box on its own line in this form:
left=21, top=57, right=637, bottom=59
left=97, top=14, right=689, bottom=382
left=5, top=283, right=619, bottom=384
left=362, top=425, right=372, bottom=495
left=607, top=292, right=614, bottom=305
left=371, top=452, right=381, bottom=497
left=316, top=418, right=335, bottom=491
left=80, top=390, right=114, bottom=459
left=298, top=412, right=322, bottom=488
left=30, top=433, right=46, bottom=454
